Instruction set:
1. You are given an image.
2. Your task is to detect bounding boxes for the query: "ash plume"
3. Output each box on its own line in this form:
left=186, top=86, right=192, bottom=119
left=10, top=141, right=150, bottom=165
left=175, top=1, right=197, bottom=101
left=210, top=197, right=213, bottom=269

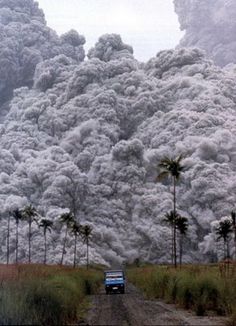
left=0, top=0, right=85, bottom=111
left=174, top=0, right=236, bottom=66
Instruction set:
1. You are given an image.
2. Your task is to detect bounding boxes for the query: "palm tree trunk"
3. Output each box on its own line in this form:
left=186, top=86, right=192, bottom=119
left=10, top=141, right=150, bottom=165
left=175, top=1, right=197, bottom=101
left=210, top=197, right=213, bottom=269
left=226, top=238, right=230, bottom=259
left=223, top=239, right=226, bottom=260
left=234, top=228, right=236, bottom=261
left=7, top=214, right=10, bottom=265
left=231, top=217, right=236, bottom=261
left=28, top=220, right=31, bottom=263
left=86, top=238, right=89, bottom=270
left=173, top=176, right=177, bottom=268
left=179, top=233, right=183, bottom=267
left=234, top=236, right=236, bottom=261
left=61, top=226, right=68, bottom=265
left=226, top=238, right=230, bottom=275
left=16, top=220, right=19, bottom=264
left=173, top=176, right=176, bottom=213
left=73, top=234, right=77, bottom=268
left=44, top=231, right=47, bottom=265
left=171, top=225, right=174, bottom=265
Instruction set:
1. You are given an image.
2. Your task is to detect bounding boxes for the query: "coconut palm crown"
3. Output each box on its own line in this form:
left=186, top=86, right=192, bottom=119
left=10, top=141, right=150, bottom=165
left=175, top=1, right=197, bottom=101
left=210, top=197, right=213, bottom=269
left=216, top=219, right=233, bottom=260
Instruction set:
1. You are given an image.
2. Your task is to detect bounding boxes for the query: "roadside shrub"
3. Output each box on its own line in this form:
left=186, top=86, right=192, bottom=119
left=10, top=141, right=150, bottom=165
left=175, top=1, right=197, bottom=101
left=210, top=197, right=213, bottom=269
left=176, top=274, right=196, bottom=309
left=0, top=285, right=32, bottom=325
left=0, top=265, right=103, bottom=325
left=194, top=276, right=221, bottom=315
left=80, top=269, right=102, bottom=295
left=128, top=264, right=235, bottom=318
left=227, top=310, right=236, bottom=326
left=24, top=281, right=64, bottom=325
left=166, top=274, right=179, bottom=303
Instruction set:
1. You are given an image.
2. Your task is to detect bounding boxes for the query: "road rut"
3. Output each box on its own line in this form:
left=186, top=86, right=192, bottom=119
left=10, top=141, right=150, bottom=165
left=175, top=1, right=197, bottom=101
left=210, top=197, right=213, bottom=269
left=82, top=283, right=227, bottom=326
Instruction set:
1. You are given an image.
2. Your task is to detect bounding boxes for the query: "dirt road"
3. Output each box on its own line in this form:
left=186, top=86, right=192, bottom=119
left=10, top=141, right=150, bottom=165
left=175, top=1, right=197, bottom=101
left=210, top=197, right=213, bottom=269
left=82, top=283, right=227, bottom=326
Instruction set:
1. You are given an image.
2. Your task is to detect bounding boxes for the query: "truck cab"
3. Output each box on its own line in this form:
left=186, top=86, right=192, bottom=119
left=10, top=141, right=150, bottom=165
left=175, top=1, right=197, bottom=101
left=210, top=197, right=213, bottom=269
left=104, top=270, right=125, bottom=294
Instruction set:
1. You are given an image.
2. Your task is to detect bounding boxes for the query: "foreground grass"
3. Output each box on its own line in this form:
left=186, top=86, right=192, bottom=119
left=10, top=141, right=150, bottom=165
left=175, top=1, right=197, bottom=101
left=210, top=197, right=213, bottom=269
left=127, top=264, right=236, bottom=324
left=0, top=264, right=103, bottom=325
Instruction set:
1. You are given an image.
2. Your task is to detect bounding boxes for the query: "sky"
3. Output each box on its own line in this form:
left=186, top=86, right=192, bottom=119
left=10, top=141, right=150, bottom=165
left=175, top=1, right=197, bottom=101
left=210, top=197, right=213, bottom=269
left=36, top=0, right=183, bottom=62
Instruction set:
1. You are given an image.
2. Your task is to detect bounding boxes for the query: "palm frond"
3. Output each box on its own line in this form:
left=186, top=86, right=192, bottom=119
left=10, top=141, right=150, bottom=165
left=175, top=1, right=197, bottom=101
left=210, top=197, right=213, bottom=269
left=21, top=205, right=38, bottom=223
left=159, top=157, right=172, bottom=168
left=59, top=212, right=75, bottom=226
left=39, top=219, right=53, bottom=229
left=12, top=209, right=22, bottom=222
left=156, top=171, right=169, bottom=182
left=231, top=211, right=236, bottom=226
left=163, top=210, right=179, bottom=225
left=176, top=154, right=184, bottom=163
left=176, top=216, right=188, bottom=234
left=216, top=220, right=233, bottom=240
left=70, top=221, right=82, bottom=235
left=81, top=224, right=93, bottom=241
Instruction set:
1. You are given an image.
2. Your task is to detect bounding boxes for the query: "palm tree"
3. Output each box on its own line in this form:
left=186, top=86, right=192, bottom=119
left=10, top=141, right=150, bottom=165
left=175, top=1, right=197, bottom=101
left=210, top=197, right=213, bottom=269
left=12, top=209, right=23, bottom=264
left=176, top=215, right=188, bottom=266
left=163, top=210, right=178, bottom=265
left=230, top=211, right=236, bottom=260
left=216, top=219, right=233, bottom=260
left=21, top=205, right=38, bottom=263
left=158, top=155, right=184, bottom=268
left=81, top=225, right=93, bottom=270
left=39, top=219, right=53, bottom=264
left=59, top=211, right=74, bottom=265
left=70, top=221, right=82, bottom=268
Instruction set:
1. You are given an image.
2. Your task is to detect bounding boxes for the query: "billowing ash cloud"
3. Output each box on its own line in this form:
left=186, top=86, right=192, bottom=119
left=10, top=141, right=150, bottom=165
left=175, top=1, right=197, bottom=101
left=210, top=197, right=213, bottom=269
left=174, top=0, right=236, bottom=66
left=88, top=34, right=134, bottom=62
left=0, top=0, right=236, bottom=266
left=0, top=0, right=85, bottom=110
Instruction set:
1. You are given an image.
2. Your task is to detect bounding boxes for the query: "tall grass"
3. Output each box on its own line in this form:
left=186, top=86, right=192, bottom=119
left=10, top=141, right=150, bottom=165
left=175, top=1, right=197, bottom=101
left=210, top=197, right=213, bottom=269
left=0, top=264, right=103, bottom=325
left=128, top=264, right=236, bottom=320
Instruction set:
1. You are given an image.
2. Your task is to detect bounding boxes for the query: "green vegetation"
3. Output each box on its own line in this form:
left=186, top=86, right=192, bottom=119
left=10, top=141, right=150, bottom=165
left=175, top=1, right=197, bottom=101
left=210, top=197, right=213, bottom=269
left=128, top=264, right=236, bottom=322
left=0, top=264, right=102, bottom=325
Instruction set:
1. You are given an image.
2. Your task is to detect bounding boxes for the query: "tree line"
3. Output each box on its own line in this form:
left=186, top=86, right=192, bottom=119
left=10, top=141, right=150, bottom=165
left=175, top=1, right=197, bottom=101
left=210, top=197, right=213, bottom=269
left=3, top=154, right=236, bottom=268
left=5, top=206, right=92, bottom=269
left=157, top=155, right=236, bottom=267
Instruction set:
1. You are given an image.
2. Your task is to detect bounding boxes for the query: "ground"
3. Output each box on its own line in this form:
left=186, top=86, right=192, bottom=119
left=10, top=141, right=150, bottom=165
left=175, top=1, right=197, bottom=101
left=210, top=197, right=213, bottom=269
left=81, top=283, right=227, bottom=326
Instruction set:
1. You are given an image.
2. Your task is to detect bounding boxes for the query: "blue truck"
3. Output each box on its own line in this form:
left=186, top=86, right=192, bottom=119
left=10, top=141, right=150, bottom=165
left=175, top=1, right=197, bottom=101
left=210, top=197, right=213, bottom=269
left=104, top=270, right=125, bottom=294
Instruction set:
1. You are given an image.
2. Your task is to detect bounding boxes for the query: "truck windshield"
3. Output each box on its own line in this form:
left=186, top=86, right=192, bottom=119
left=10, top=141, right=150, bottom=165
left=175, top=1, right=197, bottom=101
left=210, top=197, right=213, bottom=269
left=106, top=274, right=123, bottom=279
left=105, top=271, right=124, bottom=279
